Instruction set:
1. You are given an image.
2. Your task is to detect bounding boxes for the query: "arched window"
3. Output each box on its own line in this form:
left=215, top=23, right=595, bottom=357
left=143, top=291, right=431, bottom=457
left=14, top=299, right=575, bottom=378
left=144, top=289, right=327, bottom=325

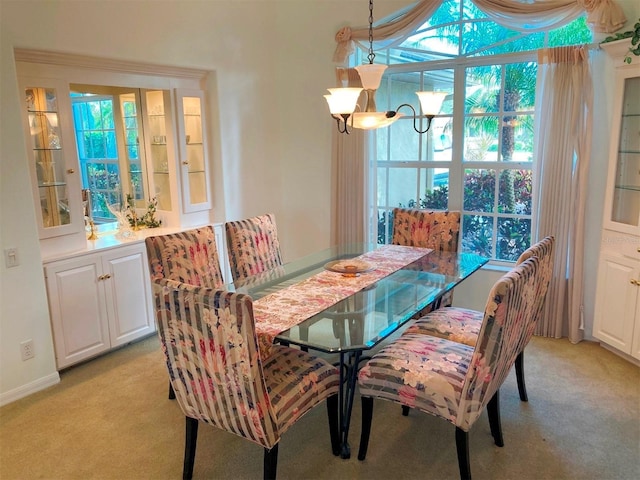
left=372, top=0, right=591, bottom=262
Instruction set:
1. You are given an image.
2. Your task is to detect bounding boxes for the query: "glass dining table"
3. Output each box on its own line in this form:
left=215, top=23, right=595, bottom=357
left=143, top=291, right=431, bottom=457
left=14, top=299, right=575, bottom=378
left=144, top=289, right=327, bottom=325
left=231, top=243, right=489, bottom=459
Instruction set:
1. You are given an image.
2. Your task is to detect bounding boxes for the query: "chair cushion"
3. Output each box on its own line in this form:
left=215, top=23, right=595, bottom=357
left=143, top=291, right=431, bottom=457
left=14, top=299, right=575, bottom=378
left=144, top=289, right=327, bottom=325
left=403, top=307, right=482, bottom=346
left=358, top=334, right=474, bottom=429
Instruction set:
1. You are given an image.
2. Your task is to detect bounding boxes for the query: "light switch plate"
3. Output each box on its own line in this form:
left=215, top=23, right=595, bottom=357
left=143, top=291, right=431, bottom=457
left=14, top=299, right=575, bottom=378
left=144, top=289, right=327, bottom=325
left=4, top=248, right=19, bottom=268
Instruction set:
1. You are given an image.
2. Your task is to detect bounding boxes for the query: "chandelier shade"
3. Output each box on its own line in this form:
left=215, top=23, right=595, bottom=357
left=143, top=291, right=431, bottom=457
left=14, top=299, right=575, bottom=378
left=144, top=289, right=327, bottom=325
left=324, top=88, right=363, bottom=115
left=416, top=91, right=447, bottom=116
left=324, top=0, right=446, bottom=135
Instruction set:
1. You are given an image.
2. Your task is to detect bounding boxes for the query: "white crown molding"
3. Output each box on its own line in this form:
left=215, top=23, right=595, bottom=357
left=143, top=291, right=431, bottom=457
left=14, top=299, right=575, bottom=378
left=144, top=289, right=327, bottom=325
left=14, top=48, right=209, bottom=80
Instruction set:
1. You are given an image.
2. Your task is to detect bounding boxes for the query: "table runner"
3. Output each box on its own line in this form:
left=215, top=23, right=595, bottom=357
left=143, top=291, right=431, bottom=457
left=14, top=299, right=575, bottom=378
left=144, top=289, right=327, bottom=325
left=254, top=244, right=431, bottom=358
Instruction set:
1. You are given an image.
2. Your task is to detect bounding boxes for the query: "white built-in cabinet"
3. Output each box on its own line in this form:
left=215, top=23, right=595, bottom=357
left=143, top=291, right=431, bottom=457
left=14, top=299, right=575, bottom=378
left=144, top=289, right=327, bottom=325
left=175, top=89, right=211, bottom=213
left=20, top=77, right=85, bottom=241
left=44, top=243, right=155, bottom=369
left=593, top=39, right=640, bottom=362
left=14, top=50, right=228, bottom=369
left=43, top=224, right=229, bottom=370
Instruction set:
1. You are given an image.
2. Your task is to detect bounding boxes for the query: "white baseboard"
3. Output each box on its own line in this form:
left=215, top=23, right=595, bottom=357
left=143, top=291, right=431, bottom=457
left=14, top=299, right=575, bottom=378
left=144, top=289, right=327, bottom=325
left=0, top=372, right=60, bottom=407
left=598, top=342, right=640, bottom=367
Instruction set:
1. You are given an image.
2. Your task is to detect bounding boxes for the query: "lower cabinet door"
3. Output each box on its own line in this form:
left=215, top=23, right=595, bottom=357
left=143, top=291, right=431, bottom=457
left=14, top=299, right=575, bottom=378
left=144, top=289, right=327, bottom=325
left=593, top=252, right=640, bottom=354
left=45, top=256, right=111, bottom=369
left=102, top=244, right=155, bottom=347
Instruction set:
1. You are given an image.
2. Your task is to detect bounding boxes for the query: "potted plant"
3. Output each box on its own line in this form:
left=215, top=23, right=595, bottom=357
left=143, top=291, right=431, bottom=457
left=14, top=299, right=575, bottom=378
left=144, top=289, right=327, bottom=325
left=601, top=19, right=640, bottom=64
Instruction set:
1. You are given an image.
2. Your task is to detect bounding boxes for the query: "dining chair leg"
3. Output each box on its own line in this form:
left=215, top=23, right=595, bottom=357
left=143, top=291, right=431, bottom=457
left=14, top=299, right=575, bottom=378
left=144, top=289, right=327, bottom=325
left=298, top=325, right=310, bottom=352
left=263, top=444, right=279, bottom=480
left=169, top=381, right=176, bottom=400
left=326, top=394, right=341, bottom=456
left=515, top=351, right=528, bottom=401
left=455, top=427, right=471, bottom=480
left=487, top=390, right=504, bottom=447
left=183, top=416, right=199, bottom=480
left=357, top=396, right=374, bottom=461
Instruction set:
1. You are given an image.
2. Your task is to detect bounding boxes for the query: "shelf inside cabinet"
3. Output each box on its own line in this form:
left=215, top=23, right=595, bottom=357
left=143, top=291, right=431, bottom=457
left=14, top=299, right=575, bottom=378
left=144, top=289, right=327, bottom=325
left=615, top=185, right=640, bottom=192
left=39, top=182, right=67, bottom=187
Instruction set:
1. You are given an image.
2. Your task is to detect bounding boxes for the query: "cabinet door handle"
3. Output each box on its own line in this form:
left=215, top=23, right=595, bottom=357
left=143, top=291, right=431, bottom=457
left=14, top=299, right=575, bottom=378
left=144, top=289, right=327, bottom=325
left=98, top=274, right=112, bottom=281
left=631, top=279, right=640, bottom=286
left=67, top=168, right=75, bottom=174
left=182, top=161, right=189, bottom=165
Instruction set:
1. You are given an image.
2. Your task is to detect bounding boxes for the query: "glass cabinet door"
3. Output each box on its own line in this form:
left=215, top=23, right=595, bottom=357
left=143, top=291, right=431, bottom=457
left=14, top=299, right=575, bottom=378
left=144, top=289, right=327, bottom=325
left=611, top=76, right=640, bottom=228
left=175, top=89, right=210, bottom=213
left=143, top=90, right=173, bottom=212
left=22, top=80, right=83, bottom=238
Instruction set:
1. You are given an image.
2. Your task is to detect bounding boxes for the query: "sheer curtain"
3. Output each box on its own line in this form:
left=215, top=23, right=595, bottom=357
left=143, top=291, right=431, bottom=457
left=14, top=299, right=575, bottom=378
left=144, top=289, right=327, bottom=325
left=331, top=130, right=368, bottom=245
left=533, top=45, right=593, bottom=343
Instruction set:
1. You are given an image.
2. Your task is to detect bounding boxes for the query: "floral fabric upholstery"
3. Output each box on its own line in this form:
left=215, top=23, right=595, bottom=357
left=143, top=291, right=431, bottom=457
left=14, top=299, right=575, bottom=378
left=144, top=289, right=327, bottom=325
left=404, top=306, right=483, bottom=346
left=358, top=256, right=540, bottom=431
left=225, top=213, right=283, bottom=283
left=391, top=208, right=461, bottom=311
left=403, top=236, right=555, bottom=350
left=391, top=208, right=460, bottom=252
left=145, top=226, right=224, bottom=288
left=155, top=279, right=340, bottom=449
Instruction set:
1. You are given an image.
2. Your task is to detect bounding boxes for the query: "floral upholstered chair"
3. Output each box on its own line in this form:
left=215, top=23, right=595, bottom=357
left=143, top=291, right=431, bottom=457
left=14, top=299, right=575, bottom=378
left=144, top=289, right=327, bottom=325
left=357, top=257, right=540, bottom=480
left=402, top=236, right=555, bottom=402
left=391, top=208, right=461, bottom=311
left=155, top=280, right=340, bottom=479
left=225, top=213, right=283, bottom=283
left=145, top=226, right=225, bottom=399
left=391, top=208, right=461, bottom=252
left=145, top=225, right=224, bottom=288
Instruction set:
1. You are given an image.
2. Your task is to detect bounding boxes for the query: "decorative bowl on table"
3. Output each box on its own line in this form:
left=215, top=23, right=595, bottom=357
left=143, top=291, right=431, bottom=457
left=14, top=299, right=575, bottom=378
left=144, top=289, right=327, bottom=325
left=324, top=259, right=374, bottom=277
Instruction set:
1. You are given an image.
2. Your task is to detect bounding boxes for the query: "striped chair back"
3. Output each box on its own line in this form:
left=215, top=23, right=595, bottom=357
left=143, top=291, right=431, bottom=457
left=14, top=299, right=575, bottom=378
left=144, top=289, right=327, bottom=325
left=516, top=235, right=555, bottom=348
left=225, top=213, right=283, bottom=282
left=458, top=256, right=540, bottom=430
left=145, top=226, right=224, bottom=288
left=155, top=281, right=280, bottom=448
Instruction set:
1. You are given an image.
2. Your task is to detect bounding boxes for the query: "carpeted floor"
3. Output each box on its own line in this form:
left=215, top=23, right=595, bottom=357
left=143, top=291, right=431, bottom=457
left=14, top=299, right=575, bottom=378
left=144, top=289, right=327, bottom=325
left=1, top=334, right=638, bottom=480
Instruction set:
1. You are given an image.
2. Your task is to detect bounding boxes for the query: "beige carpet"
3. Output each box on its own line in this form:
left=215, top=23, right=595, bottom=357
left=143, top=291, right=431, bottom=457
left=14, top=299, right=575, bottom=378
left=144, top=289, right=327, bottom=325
left=1, top=335, right=638, bottom=480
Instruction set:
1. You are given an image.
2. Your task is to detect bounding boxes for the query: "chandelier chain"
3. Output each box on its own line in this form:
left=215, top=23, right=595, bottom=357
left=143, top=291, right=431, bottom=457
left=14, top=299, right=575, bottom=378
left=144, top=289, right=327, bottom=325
left=367, top=0, right=375, bottom=64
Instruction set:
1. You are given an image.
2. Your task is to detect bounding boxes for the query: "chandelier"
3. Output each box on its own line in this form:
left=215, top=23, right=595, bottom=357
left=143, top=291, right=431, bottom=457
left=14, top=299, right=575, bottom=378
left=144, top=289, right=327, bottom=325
left=324, top=0, right=446, bottom=134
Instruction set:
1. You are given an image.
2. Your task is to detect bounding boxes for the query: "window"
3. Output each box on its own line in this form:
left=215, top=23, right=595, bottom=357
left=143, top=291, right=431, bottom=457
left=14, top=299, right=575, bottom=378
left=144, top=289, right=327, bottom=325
left=372, top=0, right=591, bottom=262
left=71, top=86, right=149, bottom=222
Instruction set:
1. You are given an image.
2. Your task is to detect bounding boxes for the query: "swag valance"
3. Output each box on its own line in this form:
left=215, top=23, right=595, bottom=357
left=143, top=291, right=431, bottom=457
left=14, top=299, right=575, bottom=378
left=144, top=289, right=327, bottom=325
left=333, top=0, right=627, bottom=64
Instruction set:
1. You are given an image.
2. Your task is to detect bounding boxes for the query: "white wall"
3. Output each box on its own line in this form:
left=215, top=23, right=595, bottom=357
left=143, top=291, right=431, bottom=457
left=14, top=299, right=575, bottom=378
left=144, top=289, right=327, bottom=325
left=0, top=0, right=407, bottom=404
left=1, top=0, right=638, bottom=404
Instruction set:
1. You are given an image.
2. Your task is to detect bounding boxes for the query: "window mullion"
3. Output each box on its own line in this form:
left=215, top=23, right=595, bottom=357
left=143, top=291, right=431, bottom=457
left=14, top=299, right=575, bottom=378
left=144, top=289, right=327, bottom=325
left=448, top=64, right=466, bottom=212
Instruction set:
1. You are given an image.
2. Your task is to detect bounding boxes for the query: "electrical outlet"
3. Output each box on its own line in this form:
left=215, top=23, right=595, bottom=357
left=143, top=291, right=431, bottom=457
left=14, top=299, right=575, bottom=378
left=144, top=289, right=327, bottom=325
left=21, top=340, right=35, bottom=361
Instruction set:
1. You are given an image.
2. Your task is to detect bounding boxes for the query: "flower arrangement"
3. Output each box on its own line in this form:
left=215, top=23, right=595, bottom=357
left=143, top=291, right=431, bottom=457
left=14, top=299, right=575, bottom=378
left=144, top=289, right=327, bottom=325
left=125, top=194, right=162, bottom=229
left=141, top=197, right=162, bottom=228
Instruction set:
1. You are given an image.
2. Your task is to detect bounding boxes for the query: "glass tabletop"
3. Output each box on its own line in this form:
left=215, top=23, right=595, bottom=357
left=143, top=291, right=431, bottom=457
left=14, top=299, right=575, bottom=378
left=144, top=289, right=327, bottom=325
left=231, top=244, right=488, bottom=353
